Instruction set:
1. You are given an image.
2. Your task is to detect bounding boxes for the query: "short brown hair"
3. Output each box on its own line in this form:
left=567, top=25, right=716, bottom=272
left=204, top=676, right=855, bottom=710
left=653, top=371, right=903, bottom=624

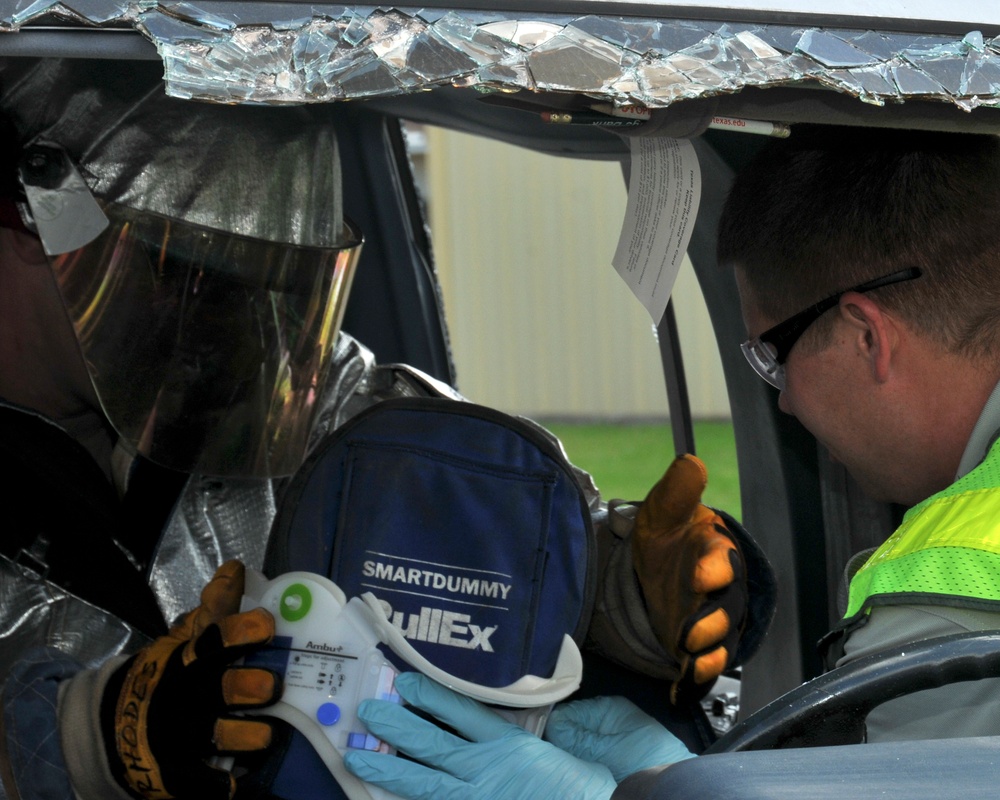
left=718, top=125, right=1000, bottom=358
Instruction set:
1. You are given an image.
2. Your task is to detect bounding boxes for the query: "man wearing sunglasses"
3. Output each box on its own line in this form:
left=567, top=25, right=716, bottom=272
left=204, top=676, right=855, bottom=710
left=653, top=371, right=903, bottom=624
left=721, top=125, right=1000, bottom=742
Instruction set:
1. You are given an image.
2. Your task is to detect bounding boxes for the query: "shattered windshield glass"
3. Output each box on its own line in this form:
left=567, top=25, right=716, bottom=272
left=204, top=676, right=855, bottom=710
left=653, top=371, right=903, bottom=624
left=3, top=1, right=999, bottom=110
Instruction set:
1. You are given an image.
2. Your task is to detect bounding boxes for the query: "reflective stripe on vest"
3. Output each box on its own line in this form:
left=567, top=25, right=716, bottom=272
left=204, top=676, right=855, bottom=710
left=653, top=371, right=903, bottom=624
left=845, top=439, right=1000, bottom=619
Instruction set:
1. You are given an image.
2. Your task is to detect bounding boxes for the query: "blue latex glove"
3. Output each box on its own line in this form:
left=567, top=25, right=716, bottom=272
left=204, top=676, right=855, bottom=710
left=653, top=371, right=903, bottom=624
left=343, top=672, right=617, bottom=800
left=545, top=696, right=696, bottom=782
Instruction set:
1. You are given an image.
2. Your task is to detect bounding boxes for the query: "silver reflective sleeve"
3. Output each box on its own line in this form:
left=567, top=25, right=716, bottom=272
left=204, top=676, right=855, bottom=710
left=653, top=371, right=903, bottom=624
left=0, top=557, right=151, bottom=679
left=148, top=332, right=474, bottom=624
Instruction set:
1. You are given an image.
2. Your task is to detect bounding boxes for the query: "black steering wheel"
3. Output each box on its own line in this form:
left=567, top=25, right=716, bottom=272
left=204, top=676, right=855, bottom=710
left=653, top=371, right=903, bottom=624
left=706, top=630, right=1000, bottom=752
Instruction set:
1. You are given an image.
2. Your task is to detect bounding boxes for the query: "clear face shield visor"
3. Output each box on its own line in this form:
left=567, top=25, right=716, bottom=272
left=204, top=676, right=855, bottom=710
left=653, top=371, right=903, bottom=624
left=20, top=144, right=363, bottom=477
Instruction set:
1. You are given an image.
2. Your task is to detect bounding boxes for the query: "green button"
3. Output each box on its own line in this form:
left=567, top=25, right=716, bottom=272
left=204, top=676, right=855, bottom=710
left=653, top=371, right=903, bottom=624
left=280, top=583, right=313, bottom=622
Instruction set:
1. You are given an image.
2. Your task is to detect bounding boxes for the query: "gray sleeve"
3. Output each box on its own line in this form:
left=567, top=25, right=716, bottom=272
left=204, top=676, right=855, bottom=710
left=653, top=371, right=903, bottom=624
left=1, top=649, right=130, bottom=800
left=57, top=656, right=135, bottom=800
left=838, top=604, right=1000, bottom=741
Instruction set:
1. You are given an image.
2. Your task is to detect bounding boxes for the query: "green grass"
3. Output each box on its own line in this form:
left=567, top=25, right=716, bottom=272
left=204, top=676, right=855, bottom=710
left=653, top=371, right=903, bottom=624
left=543, top=420, right=742, bottom=520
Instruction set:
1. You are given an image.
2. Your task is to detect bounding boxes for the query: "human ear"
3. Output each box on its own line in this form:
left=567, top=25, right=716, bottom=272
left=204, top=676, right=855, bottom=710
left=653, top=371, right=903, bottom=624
left=838, top=293, right=896, bottom=383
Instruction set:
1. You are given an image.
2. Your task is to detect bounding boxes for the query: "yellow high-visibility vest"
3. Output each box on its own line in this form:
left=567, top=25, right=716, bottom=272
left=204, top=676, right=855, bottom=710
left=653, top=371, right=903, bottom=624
left=845, top=439, right=1000, bottom=619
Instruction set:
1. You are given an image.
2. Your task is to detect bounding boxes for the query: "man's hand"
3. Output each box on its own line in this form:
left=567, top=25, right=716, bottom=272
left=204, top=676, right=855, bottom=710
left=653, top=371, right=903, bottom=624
left=632, top=454, right=748, bottom=702
left=102, top=560, right=280, bottom=800
left=545, top=695, right=694, bottom=781
left=343, top=672, right=617, bottom=800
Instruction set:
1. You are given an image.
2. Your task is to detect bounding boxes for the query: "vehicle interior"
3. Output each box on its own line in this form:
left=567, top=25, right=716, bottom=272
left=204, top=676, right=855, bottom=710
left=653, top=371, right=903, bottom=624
left=4, top=1, right=1000, bottom=796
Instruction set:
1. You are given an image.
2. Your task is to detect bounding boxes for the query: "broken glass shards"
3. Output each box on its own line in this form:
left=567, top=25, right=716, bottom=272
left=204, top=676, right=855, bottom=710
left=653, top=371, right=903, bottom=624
left=3, top=0, right=1000, bottom=111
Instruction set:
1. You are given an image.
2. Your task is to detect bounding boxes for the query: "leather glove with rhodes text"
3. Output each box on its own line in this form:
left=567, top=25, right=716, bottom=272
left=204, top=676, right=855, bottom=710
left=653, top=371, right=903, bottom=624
left=100, top=560, right=280, bottom=800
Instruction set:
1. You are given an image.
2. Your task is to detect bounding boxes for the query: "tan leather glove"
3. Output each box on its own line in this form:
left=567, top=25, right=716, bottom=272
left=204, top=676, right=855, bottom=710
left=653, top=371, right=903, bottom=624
left=102, top=560, right=279, bottom=800
left=632, top=454, right=747, bottom=703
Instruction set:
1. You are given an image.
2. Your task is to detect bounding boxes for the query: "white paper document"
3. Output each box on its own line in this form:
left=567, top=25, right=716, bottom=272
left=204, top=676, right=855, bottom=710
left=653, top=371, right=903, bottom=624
left=612, top=137, right=702, bottom=323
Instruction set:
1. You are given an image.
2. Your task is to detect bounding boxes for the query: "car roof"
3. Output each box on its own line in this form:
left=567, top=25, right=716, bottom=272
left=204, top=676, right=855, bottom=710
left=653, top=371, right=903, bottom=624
left=4, top=0, right=1000, bottom=155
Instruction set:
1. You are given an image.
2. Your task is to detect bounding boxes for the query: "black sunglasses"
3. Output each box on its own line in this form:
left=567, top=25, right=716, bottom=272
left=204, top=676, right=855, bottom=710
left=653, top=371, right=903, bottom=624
left=741, top=267, right=923, bottom=389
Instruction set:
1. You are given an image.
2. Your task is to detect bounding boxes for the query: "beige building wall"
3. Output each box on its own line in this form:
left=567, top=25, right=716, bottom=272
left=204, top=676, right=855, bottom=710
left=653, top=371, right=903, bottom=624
left=424, top=125, right=730, bottom=421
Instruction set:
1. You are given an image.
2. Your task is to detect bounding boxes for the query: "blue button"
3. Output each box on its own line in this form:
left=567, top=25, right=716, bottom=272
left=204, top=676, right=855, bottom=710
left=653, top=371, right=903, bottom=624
left=317, top=703, right=341, bottom=726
